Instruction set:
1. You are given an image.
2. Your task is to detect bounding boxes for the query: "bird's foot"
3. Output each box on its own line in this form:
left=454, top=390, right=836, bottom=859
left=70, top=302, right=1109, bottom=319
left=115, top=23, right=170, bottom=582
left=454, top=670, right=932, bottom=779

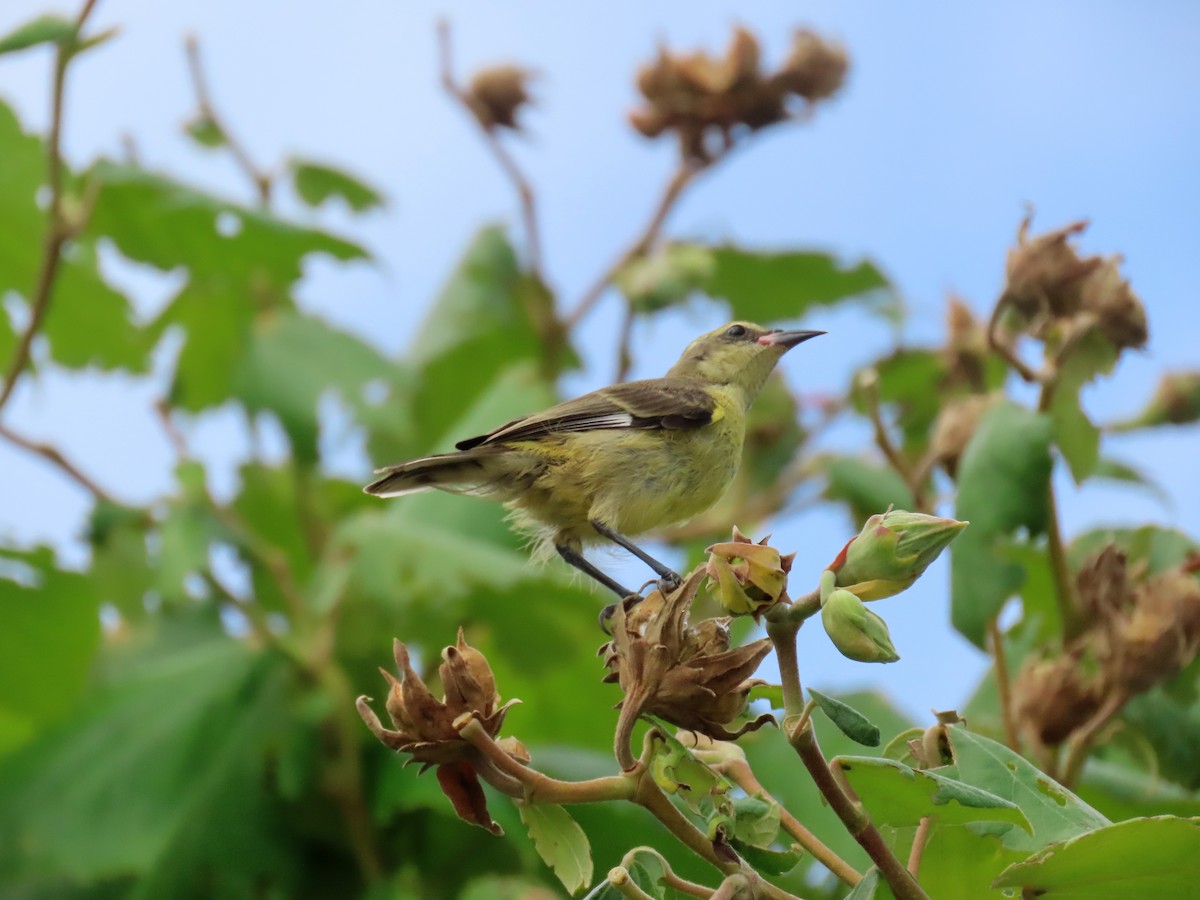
left=656, top=571, right=683, bottom=594
left=598, top=593, right=644, bottom=634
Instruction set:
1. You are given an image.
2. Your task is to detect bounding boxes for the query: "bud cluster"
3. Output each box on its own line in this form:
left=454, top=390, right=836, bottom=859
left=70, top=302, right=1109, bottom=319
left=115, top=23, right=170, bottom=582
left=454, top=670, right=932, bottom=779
left=1012, top=546, right=1200, bottom=747
left=1001, top=215, right=1148, bottom=352
left=706, top=526, right=794, bottom=617
left=819, top=509, right=967, bottom=663
left=357, top=631, right=525, bottom=832
left=630, top=27, right=848, bottom=161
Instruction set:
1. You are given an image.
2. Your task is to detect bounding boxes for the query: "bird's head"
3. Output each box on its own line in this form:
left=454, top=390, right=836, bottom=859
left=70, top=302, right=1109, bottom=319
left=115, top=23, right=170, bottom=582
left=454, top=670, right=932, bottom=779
left=667, top=321, right=824, bottom=400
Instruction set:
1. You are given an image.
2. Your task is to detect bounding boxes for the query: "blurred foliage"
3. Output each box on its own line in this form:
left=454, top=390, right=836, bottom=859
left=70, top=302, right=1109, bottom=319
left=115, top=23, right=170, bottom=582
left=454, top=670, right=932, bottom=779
left=1, top=8, right=1199, bottom=900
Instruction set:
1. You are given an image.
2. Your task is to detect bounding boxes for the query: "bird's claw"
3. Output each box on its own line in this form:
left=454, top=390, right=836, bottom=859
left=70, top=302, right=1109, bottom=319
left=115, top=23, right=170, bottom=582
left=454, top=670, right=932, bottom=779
left=656, top=572, right=683, bottom=594
left=598, top=593, right=645, bottom=634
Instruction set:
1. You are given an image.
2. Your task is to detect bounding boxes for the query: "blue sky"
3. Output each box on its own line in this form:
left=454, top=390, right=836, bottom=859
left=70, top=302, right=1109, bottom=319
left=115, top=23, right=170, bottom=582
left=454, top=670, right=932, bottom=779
left=2, top=1, right=1198, bottom=718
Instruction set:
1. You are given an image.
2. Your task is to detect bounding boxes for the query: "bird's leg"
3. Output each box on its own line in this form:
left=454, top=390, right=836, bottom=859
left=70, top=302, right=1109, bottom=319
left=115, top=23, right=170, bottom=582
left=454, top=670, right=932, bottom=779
left=589, top=520, right=683, bottom=592
left=555, top=542, right=636, bottom=599
left=555, top=542, right=640, bottom=632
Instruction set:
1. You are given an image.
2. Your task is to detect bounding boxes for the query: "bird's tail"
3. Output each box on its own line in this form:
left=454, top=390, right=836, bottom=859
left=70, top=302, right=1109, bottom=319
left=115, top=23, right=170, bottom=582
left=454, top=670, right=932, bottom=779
left=364, top=451, right=499, bottom=498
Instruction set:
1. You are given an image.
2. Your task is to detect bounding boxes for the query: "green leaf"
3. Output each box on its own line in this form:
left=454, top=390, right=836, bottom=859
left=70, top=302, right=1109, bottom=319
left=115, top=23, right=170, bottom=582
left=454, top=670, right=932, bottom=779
left=288, top=158, right=385, bottom=213
left=518, top=804, right=593, bottom=895
left=0, top=14, right=76, bottom=56
left=951, top=401, right=1054, bottom=647
left=87, top=501, right=154, bottom=621
left=0, top=101, right=44, bottom=308
left=821, top=455, right=916, bottom=529
left=728, top=839, right=801, bottom=876
left=833, top=755, right=1030, bottom=830
left=1067, top=525, right=1197, bottom=577
left=649, top=730, right=732, bottom=819
left=1048, top=332, right=1117, bottom=483
left=88, top=162, right=366, bottom=284
left=1091, top=457, right=1170, bottom=506
left=0, top=547, right=99, bottom=755
left=730, top=794, right=782, bottom=849
left=993, top=816, right=1200, bottom=897
left=616, top=243, right=714, bottom=313
left=0, top=614, right=298, bottom=891
left=944, top=725, right=1109, bottom=852
left=852, top=348, right=947, bottom=454
left=702, top=246, right=896, bottom=323
left=1076, top=760, right=1200, bottom=821
left=183, top=114, right=226, bottom=149
left=916, top=821, right=1026, bottom=900
left=810, top=688, right=881, bottom=747
left=844, top=867, right=883, bottom=899
left=1118, top=687, right=1200, bottom=791
left=230, top=309, right=391, bottom=462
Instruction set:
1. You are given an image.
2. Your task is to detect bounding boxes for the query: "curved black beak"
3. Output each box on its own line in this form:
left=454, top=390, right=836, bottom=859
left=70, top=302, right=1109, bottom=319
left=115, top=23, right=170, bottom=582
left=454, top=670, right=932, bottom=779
left=758, top=329, right=826, bottom=349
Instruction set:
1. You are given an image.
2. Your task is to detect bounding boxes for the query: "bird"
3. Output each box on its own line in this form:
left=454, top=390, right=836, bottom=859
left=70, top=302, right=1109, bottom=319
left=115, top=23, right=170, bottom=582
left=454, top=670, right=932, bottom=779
left=365, top=321, right=823, bottom=602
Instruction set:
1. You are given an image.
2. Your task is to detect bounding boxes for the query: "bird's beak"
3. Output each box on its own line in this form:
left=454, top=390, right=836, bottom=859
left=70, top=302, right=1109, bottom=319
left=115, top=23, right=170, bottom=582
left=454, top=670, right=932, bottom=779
left=757, top=329, right=826, bottom=349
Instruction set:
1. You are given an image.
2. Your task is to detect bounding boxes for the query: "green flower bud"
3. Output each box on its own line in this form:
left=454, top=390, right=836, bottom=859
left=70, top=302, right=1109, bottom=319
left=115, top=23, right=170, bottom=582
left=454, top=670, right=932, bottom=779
left=820, top=588, right=899, bottom=663
left=829, top=509, right=968, bottom=600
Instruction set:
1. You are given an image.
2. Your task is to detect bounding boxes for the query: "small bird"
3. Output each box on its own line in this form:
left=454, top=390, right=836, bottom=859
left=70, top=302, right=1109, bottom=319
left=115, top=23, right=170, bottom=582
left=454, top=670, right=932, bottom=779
left=365, top=321, right=822, bottom=600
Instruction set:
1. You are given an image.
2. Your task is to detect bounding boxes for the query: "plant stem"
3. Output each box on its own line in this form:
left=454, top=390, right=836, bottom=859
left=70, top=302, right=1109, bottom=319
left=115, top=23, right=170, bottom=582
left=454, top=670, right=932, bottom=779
left=1059, top=689, right=1128, bottom=788
left=607, top=868, right=658, bottom=900
left=457, top=716, right=636, bottom=804
left=436, top=20, right=544, bottom=285
left=986, top=295, right=1042, bottom=385
left=0, top=423, right=114, bottom=502
left=184, top=34, right=273, bottom=207
left=634, top=776, right=738, bottom=875
left=620, top=848, right=714, bottom=899
left=565, top=160, right=702, bottom=329
left=988, top=618, right=1021, bottom=752
left=723, top=758, right=861, bottom=887
left=907, top=816, right=931, bottom=878
left=0, top=0, right=100, bottom=416
left=767, top=617, right=930, bottom=900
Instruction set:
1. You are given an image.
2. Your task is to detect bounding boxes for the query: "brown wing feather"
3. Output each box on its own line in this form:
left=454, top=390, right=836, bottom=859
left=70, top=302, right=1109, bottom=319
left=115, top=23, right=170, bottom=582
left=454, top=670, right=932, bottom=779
left=453, top=377, right=715, bottom=450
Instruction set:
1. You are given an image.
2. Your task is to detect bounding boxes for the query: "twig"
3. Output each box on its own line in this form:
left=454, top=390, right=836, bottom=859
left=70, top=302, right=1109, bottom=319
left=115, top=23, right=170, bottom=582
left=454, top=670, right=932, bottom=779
left=907, top=816, right=932, bottom=878
left=988, top=619, right=1020, bottom=752
left=1036, top=371, right=1084, bottom=639
left=767, top=615, right=930, bottom=900
left=607, top=869, right=658, bottom=900
left=436, top=20, right=544, bottom=283
left=0, top=423, right=114, bottom=503
left=722, top=758, right=861, bottom=887
left=184, top=34, right=273, bottom=207
left=1059, top=689, right=1129, bottom=788
left=0, top=0, right=100, bottom=416
left=859, top=369, right=928, bottom=509
left=565, top=159, right=702, bottom=329
left=615, top=299, right=636, bottom=383
left=986, top=295, right=1042, bottom=385
left=619, top=848, right=714, bottom=899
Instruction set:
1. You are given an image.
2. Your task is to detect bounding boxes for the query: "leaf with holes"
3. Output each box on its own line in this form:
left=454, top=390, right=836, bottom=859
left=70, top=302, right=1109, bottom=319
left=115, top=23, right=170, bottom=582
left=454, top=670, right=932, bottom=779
left=288, top=158, right=385, bottom=213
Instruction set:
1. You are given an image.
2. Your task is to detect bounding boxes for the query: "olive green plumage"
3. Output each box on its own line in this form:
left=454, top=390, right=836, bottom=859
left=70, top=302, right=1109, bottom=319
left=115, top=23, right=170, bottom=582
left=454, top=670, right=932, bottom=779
left=365, top=321, right=822, bottom=595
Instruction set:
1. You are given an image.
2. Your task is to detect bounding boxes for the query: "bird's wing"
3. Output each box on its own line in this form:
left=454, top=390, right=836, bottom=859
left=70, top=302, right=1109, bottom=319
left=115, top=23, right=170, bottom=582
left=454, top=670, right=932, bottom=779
left=454, top=378, right=716, bottom=450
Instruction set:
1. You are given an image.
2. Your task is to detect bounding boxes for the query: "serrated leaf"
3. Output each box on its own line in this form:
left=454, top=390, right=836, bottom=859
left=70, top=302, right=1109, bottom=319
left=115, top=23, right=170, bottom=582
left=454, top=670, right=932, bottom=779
left=834, top=755, right=1030, bottom=831
left=0, top=14, right=75, bottom=56
left=1048, top=332, right=1117, bottom=483
left=703, top=246, right=897, bottom=323
left=993, top=816, right=1200, bottom=897
left=519, top=804, right=593, bottom=895
left=810, top=689, right=881, bottom=747
left=821, top=455, right=915, bottom=529
left=951, top=401, right=1054, bottom=647
left=944, top=725, right=1109, bottom=852
left=289, top=158, right=385, bottom=213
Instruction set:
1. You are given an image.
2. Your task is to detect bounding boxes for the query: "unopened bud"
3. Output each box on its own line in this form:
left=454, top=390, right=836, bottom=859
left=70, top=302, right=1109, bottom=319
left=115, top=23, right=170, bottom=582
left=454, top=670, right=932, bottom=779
left=829, top=509, right=968, bottom=600
left=774, top=29, right=848, bottom=102
left=821, top=588, right=899, bottom=663
left=706, top=528, right=793, bottom=616
left=465, top=65, right=534, bottom=131
left=1115, top=371, right=1200, bottom=430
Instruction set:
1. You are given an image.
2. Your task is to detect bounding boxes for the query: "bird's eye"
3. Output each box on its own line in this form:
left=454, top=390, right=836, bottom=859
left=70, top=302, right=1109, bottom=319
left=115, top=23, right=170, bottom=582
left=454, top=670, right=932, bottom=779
left=725, top=324, right=747, bottom=338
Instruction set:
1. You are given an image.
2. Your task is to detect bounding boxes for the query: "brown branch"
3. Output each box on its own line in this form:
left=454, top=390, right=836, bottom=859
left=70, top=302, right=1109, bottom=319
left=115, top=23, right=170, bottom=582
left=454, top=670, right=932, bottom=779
left=184, top=34, right=272, bottom=207
left=436, top=20, right=544, bottom=283
left=0, top=423, right=114, bottom=502
left=988, top=619, right=1020, bottom=752
left=1059, top=689, right=1129, bottom=788
left=565, top=160, right=702, bottom=329
left=986, top=295, right=1042, bottom=385
left=0, top=0, right=100, bottom=416
left=767, top=615, right=929, bottom=900
left=722, top=757, right=861, bottom=887
left=859, top=369, right=931, bottom=510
